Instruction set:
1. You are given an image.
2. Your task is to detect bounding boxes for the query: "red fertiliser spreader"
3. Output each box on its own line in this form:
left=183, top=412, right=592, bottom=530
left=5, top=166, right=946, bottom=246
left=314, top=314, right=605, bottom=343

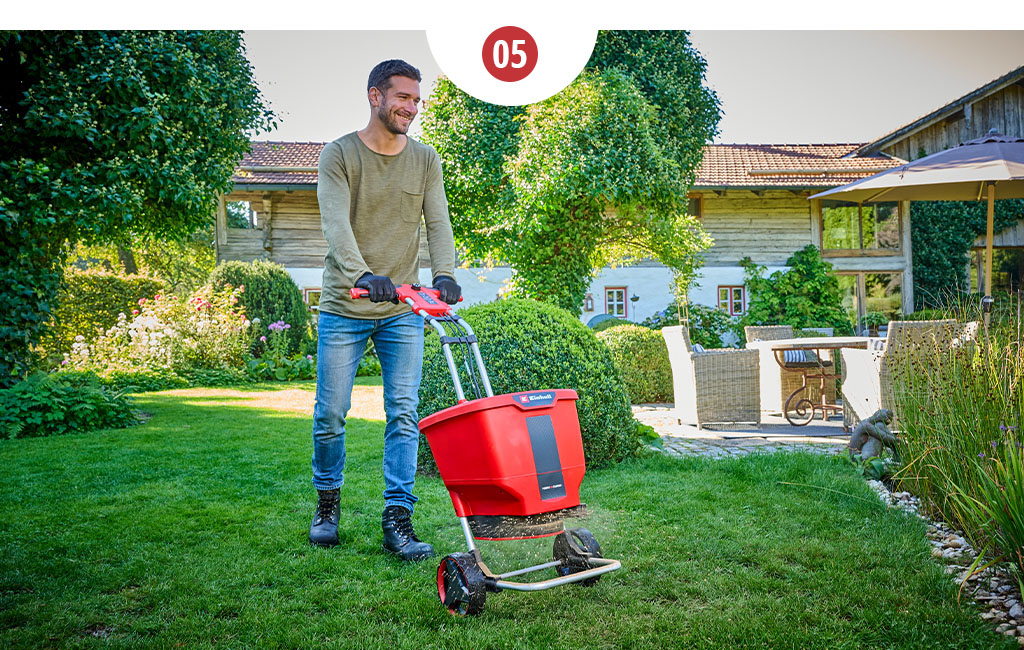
left=350, top=284, right=621, bottom=616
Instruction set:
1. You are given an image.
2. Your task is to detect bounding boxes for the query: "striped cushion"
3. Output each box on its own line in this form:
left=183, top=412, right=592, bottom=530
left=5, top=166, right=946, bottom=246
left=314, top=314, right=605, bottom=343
left=783, top=349, right=809, bottom=364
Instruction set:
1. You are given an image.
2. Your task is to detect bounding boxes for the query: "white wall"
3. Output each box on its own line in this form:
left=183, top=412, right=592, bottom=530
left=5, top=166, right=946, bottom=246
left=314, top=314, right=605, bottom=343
left=287, top=263, right=802, bottom=329
left=688, top=265, right=789, bottom=309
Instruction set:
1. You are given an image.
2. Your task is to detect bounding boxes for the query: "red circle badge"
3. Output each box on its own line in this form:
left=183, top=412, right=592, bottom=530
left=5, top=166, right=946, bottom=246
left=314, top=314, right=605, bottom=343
left=482, top=26, right=538, bottom=83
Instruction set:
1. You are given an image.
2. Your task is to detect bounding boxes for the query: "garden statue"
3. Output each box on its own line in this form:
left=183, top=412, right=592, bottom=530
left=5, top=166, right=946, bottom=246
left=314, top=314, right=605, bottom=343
left=848, top=409, right=899, bottom=461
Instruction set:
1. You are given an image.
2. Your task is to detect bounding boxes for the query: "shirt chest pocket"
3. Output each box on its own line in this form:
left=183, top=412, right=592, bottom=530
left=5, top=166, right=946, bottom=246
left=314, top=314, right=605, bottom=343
left=400, top=190, right=424, bottom=223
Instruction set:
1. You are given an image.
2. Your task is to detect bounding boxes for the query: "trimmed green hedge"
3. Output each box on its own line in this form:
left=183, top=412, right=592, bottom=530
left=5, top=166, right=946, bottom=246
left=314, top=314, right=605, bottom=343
left=43, top=268, right=166, bottom=355
left=207, top=260, right=309, bottom=354
left=0, top=372, right=138, bottom=440
left=591, top=317, right=634, bottom=333
left=597, top=324, right=672, bottom=404
left=417, top=298, right=639, bottom=470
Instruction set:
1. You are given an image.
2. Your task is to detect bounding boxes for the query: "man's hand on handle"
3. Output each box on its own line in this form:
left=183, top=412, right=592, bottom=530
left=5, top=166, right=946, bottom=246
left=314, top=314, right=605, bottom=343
left=355, top=273, right=397, bottom=303
left=433, top=275, right=462, bottom=305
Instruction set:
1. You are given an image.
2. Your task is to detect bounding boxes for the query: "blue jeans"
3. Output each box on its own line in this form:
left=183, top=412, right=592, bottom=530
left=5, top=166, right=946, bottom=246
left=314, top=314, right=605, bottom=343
left=311, top=310, right=425, bottom=513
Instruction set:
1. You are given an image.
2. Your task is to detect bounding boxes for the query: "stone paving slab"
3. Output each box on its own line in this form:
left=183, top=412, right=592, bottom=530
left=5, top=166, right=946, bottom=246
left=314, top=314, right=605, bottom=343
left=634, top=405, right=849, bottom=459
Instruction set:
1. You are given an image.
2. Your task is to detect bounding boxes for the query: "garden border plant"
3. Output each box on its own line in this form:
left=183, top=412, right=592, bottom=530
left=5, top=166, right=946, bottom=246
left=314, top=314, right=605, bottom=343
left=891, top=296, right=1024, bottom=585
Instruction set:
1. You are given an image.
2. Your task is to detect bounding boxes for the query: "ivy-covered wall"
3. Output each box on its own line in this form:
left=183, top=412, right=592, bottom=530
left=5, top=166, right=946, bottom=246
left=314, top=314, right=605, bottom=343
left=910, top=200, right=1023, bottom=308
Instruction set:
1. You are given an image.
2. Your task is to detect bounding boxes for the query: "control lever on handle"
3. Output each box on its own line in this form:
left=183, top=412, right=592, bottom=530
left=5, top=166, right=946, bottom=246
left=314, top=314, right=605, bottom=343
left=349, top=284, right=461, bottom=318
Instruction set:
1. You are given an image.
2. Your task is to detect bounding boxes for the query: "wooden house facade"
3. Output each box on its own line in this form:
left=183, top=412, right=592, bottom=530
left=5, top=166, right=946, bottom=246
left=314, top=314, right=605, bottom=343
left=215, top=65, right=1024, bottom=328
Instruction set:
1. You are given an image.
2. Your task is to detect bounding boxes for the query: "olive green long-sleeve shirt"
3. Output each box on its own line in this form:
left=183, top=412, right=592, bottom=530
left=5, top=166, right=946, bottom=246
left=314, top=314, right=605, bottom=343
left=316, top=132, right=457, bottom=319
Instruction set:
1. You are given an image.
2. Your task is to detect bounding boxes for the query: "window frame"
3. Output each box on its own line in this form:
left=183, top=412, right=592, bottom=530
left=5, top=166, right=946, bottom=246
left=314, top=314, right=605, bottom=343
left=303, top=288, right=322, bottom=311
left=820, top=200, right=903, bottom=257
left=687, top=194, right=703, bottom=219
left=605, top=287, right=627, bottom=319
left=717, top=285, right=746, bottom=316
left=835, top=270, right=904, bottom=333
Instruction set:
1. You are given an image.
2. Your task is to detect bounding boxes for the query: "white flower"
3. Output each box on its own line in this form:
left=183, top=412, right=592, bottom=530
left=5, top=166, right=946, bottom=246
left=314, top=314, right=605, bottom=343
left=252, top=317, right=261, bottom=324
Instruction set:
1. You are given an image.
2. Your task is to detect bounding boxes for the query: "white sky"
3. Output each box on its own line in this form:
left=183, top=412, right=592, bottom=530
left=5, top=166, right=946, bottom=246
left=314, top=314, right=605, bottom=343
left=243, top=30, right=1024, bottom=146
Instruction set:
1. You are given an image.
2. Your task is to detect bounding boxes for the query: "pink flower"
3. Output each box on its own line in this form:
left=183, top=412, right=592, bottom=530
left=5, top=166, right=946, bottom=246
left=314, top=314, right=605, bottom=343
left=260, top=336, right=267, bottom=342
left=138, top=298, right=147, bottom=305
left=132, top=309, right=139, bottom=315
left=306, top=355, right=313, bottom=361
left=154, top=294, right=162, bottom=301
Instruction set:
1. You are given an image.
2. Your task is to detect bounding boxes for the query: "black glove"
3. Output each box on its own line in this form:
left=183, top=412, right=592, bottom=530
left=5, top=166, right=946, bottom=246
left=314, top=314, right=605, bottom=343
left=356, top=273, right=397, bottom=303
left=433, top=275, right=462, bottom=305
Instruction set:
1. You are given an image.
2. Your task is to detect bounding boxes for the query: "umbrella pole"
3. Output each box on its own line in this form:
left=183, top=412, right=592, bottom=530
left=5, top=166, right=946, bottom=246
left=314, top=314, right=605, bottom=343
left=984, top=183, right=995, bottom=329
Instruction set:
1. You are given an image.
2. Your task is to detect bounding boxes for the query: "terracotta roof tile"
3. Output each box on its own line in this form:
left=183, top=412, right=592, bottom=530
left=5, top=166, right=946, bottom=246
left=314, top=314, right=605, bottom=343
left=231, top=141, right=325, bottom=185
left=231, top=141, right=903, bottom=189
left=695, top=144, right=901, bottom=188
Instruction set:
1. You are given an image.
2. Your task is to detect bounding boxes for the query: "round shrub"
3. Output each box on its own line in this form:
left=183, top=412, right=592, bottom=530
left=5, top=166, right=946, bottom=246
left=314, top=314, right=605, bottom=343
left=597, top=324, right=672, bottom=404
left=418, top=298, right=638, bottom=471
left=42, top=268, right=166, bottom=356
left=207, top=260, right=309, bottom=354
left=591, top=317, right=634, bottom=333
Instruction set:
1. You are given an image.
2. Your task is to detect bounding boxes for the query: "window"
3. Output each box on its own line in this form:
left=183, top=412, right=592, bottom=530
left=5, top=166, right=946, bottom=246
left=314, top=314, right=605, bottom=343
left=605, top=287, right=626, bottom=318
left=718, top=286, right=745, bottom=316
left=303, top=288, right=321, bottom=311
left=226, top=200, right=260, bottom=229
left=822, top=201, right=899, bottom=252
left=837, top=272, right=903, bottom=334
left=687, top=195, right=703, bottom=219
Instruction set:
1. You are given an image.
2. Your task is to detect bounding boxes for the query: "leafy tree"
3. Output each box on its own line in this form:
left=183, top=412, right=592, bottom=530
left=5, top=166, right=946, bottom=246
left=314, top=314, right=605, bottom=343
left=0, top=31, right=274, bottom=385
left=739, top=245, right=853, bottom=338
left=421, top=30, right=719, bottom=313
left=70, top=222, right=217, bottom=297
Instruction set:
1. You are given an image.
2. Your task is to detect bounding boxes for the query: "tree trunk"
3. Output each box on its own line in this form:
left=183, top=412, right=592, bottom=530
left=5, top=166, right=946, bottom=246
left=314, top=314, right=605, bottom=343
left=117, top=245, right=138, bottom=275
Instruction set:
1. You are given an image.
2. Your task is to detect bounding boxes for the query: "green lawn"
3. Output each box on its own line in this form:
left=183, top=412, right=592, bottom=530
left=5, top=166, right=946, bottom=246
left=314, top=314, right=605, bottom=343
left=0, top=384, right=1012, bottom=649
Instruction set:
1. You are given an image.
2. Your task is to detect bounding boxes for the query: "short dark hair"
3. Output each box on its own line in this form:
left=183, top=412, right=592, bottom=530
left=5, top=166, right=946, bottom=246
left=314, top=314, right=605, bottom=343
left=367, top=59, right=421, bottom=94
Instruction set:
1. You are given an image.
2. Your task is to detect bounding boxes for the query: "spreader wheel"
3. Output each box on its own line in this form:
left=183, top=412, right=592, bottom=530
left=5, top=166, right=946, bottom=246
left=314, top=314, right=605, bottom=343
left=553, top=527, right=603, bottom=586
left=437, top=553, right=487, bottom=616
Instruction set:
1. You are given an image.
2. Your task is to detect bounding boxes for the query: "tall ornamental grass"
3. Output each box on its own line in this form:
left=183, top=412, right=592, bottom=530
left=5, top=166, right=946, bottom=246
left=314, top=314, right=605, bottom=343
left=893, top=297, right=1023, bottom=582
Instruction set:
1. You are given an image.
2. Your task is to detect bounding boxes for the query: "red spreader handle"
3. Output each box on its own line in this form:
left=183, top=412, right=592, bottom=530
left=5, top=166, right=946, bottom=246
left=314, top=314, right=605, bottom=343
left=349, top=283, right=462, bottom=318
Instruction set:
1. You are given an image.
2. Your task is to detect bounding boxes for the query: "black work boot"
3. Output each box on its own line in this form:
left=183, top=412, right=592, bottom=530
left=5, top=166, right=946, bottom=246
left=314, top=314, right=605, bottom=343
left=382, top=505, right=434, bottom=561
left=309, top=489, right=340, bottom=547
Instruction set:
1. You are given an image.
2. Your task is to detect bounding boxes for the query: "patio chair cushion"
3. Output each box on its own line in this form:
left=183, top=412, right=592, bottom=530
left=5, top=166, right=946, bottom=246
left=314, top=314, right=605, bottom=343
left=691, top=343, right=706, bottom=354
left=782, top=349, right=809, bottom=364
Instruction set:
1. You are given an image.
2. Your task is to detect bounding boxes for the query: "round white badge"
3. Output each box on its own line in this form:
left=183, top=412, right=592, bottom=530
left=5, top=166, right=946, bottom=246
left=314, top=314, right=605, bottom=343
left=426, top=23, right=598, bottom=106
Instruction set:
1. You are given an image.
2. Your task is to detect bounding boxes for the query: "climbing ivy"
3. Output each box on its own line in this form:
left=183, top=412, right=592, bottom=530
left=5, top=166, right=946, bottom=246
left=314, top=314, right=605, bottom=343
left=910, top=199, right=1023, bottom=308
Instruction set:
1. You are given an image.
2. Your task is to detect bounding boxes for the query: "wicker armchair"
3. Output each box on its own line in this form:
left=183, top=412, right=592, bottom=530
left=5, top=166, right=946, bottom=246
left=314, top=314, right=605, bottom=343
left=663, top=325, right=760, bottom=429
left=743, top=325, right=836, bottom=411
left=841, top=319, right=959, bottom=427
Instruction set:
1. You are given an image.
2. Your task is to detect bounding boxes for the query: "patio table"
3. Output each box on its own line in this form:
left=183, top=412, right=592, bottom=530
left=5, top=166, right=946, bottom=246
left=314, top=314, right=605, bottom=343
left=745, top=336, right=871, bottom=428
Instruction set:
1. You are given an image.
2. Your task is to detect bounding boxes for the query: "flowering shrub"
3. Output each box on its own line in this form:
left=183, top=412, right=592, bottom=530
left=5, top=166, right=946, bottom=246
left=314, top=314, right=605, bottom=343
left=642, top=302, right=735, bottom=349
left=245, top=320, right=315, bottom=381
left=62, top=285, right=253, bottom=377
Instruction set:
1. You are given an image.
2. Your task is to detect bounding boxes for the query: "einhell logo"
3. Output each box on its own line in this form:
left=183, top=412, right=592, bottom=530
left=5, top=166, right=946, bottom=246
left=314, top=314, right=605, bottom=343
left=517, top=392, right=555, bottom=407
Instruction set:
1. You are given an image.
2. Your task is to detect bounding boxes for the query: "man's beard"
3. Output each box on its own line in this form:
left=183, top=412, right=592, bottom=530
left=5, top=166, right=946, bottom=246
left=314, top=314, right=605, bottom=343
left=378, top=105, right=410, bottom=135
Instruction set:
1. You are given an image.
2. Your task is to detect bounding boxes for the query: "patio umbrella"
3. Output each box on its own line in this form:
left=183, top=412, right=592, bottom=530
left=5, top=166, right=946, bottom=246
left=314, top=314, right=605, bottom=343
left=809, top=130, right=1024, bottom=319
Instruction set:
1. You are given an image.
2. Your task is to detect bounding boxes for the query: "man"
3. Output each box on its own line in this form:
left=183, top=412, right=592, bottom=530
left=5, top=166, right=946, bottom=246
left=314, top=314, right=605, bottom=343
left=310, top=59, right=461, bottom=561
